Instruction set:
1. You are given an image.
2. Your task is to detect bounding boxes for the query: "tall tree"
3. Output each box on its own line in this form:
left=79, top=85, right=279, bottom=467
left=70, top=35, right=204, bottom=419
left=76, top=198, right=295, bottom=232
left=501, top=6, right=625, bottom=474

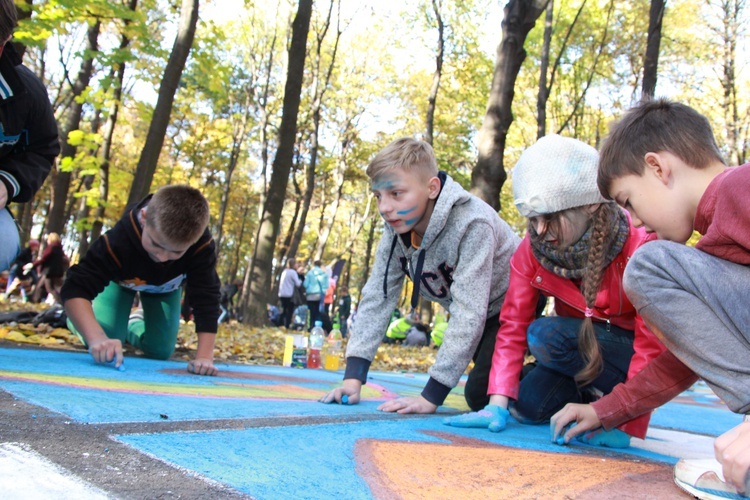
left=471, top=0, right=550, bottom=210
left=127, top=0, right=199, bottom=206
left=424, top=0, right=444, bottom=145
left=242, top=0, right=313, bottom=325
left=641, top=0, right=666, bottom=100
left=46, top=20, right=101, bottom=235
left=285, top=0, right=341, bottom=265
left=536, top=0, right=553, bottom=138
left=82, top=0, right=141, bottom=256
left=715, top=0, right=745, bottom=164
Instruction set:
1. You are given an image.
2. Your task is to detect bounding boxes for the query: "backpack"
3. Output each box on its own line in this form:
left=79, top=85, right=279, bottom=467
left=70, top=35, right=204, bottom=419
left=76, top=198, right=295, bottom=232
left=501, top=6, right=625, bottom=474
left=32, top=306, right=69, bottom=329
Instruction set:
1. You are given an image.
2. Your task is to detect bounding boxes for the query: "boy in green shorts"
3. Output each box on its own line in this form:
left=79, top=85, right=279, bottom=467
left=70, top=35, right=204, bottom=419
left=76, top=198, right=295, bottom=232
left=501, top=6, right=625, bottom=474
left=320, top=137, right=520, bottom=413
left=62, top=185, right=221, bottom=375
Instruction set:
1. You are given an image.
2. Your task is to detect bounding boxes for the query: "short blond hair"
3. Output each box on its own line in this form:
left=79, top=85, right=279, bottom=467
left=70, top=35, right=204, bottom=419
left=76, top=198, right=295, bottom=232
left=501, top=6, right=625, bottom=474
left=145, top=185, right=210, bottom=245
left=366, top=137, right=438, bottom=180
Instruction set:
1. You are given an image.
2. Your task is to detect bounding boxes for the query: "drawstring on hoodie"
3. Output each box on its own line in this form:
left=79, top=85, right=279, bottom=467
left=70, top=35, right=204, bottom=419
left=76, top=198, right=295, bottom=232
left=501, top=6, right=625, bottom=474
left=382, top=233, right=426, bottom=315
left=383, top=235, right=399, bottom=299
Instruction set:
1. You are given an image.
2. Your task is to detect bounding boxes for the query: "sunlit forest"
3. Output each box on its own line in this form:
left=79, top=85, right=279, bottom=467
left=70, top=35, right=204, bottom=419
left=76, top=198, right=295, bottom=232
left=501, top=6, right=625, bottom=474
left=11, top=0, right=750, bottom=324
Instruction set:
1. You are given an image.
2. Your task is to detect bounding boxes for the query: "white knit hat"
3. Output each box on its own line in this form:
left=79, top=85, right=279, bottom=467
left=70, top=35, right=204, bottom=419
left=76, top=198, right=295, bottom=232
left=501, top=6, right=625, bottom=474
left=512, top=134, right=607, bottom=217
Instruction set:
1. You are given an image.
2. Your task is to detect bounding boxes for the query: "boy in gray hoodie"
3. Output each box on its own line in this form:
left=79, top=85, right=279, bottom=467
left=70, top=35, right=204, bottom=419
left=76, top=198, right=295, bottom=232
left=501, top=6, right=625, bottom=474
left=320, top=138, right=520, bottom=413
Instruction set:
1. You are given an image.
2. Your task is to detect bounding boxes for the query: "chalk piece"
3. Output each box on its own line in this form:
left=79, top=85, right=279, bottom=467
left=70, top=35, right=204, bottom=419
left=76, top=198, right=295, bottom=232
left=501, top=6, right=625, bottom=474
left=554, top=422, right=576, bottom=445
left=105, top=359, right=126, bottom=371
left=342, top=395, right=349, bottom=405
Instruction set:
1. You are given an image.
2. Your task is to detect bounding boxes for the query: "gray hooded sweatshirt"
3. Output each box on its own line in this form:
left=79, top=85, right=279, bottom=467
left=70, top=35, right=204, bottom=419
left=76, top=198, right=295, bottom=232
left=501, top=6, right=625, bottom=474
left=345, top=172, right=520, bottom=405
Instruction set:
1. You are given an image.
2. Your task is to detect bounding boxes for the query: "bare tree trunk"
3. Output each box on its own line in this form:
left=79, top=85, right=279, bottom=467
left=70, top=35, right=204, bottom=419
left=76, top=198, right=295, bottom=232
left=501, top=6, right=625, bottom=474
left=216, top=88, right=252, bottom=251
left=228, top=199, right=251, bottom=283
left=286, top=1, right=341, bottom=264
left=276, top=166, right=303, bottom=264
left=91, top=1, right=137, bottom=245
left=358, top=212, right=378, bottom=303
left=641, top=0, right=665, bottom=101
left=470, top=0, right=550, bottom=210
left=127, top=0, right=199, bottom=206
left=718, top=0, right=744, bottom=165
left=16, top=199, right=33, bottom=245
left=314, top=126, right=354, bottom=260
left=555, top=0, right=614, bottom=135
left=242, top=0, right=313, bottom=325
left=536, top=0, right=553, bottom=139
left=46, top=20, right=100, bottom=235
left=424, top=0, right=444, bottom=145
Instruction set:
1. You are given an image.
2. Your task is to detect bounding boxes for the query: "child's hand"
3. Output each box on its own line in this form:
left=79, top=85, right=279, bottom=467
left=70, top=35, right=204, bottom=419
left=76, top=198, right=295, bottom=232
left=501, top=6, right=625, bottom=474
left=550, top=402, right=601, bottom=444
left=188, top=358, right=218, bottom=376
left=88, top=338, right=124, bottom=368
left=715, top=421, right=750, bottom=494
left=319, top=379, right=361, bottom=405
left=443, top=404, right=509, bottom=432
left=377, top=396, right=437, bottom=414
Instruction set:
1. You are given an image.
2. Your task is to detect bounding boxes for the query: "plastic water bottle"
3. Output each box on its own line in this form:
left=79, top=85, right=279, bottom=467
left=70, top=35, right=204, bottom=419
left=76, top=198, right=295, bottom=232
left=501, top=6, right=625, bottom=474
left=324, top=325, right=343, bottom=371
left=308, top=321, right=325, bottom=368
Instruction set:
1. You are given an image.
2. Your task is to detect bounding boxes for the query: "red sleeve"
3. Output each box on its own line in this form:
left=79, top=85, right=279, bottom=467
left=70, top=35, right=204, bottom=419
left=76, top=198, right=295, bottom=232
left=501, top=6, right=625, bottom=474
left=696, top=166, right=750, bottom=264
left=488, top=238, right=539, bottom=399
left=592, top=350, right=699, bottom=430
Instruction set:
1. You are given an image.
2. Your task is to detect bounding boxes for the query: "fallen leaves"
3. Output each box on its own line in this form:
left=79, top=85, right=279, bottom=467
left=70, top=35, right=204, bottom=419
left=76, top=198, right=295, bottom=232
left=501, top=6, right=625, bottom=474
left=0, top=305, right=443, bottom=375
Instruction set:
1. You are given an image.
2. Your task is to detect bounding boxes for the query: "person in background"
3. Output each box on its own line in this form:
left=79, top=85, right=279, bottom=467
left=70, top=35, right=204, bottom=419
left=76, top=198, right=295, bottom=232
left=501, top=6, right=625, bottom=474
left=218, top=279, right=243, bottom=324
left=0, top=0, right=60, bottom=271
left=3, top=239, right=39, bottom=302
left=303, top=260, right=329, bottom=330
left=27, top=232, right=66, bottom=305
left=278, top=258, right=301, bottom=328
left=337, top=284, right=351, bottom=337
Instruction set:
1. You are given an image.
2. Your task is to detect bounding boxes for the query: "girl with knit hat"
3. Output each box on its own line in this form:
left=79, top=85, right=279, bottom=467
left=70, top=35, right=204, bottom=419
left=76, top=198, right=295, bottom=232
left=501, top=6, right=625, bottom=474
left=444, top=134, right=665, bottom=447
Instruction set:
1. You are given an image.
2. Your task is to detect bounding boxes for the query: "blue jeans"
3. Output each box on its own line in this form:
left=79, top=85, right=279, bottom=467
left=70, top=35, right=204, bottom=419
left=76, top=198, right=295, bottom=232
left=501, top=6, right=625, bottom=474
left=0, top=208, right=20, bottom=272
left=511, top=316, right=635, bottom=423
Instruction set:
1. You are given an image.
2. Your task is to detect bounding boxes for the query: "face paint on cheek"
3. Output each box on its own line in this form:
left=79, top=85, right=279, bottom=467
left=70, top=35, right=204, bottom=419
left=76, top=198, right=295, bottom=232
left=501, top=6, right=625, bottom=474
left=405, top=216, right=421, bottom=226
left=396, top=206, right=417, bottom=215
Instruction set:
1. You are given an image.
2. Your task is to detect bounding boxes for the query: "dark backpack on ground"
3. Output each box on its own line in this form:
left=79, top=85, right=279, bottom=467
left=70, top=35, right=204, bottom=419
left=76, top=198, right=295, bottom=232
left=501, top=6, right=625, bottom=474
left=32, top=306, right=68, bottom=329
left=0, top=310, right=39, bottom=324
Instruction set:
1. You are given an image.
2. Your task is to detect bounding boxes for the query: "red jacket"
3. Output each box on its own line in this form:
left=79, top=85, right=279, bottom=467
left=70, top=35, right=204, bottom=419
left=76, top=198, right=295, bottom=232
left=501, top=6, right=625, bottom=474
left=488, top=220, right=665, bottom=438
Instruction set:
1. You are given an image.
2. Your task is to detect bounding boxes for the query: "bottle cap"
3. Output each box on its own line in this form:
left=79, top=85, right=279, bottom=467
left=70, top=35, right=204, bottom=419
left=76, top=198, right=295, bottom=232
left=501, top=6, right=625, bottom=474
left=315, top=320, right=323, bottom=327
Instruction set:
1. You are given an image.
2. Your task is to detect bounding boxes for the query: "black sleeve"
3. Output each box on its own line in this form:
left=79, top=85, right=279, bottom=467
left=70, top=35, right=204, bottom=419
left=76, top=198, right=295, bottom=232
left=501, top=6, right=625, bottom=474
left=60, top=234, right=121, bottom=303
left=0, top=66, right=60, bottom=203
left=184, top=234, right=221, bottom=334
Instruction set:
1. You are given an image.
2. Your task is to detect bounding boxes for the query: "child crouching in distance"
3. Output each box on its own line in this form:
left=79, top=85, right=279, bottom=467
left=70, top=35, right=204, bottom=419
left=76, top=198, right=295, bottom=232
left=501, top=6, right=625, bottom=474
left=320, top=137, right=520, bottom=413
left=551, top=99, right=750, bottom=497
left=61, top=185, right=221, bottom=375
left=444, top=134, right=664, bottom=447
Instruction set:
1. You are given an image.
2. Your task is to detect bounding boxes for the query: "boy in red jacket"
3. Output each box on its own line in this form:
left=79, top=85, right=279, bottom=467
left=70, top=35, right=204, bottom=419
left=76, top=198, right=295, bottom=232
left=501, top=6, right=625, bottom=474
left=551, top=99, right=750, bottom=498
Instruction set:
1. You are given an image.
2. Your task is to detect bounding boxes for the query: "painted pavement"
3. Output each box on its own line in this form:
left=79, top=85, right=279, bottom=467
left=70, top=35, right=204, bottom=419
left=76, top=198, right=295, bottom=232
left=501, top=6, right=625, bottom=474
left=0, top=346, right=741, bottom=498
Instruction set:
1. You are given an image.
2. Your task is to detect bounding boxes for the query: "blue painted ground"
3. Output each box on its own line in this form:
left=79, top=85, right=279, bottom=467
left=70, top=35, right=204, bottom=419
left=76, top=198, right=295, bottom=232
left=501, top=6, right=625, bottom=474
left=117, top=416, right=690, bottom=500
left=0, top=346, right=743, bottom=498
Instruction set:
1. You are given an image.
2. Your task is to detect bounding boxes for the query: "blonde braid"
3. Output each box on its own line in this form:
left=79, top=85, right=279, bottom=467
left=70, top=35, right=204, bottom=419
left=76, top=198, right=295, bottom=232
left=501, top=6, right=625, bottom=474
left=574, top=204, right=615, bottom=387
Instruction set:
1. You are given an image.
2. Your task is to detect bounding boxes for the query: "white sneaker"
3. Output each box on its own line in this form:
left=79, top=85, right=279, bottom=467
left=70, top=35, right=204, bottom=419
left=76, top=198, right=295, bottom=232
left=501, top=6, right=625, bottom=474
left=674, top=458, right=749, bottom=499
